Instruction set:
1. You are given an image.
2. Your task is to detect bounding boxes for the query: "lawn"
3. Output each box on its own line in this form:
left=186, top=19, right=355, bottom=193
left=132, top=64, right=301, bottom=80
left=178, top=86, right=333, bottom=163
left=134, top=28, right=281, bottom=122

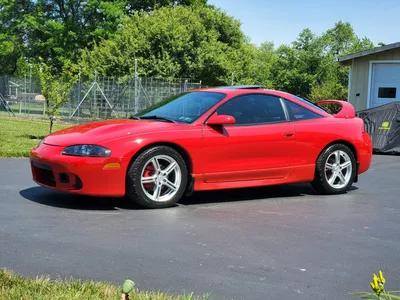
left=0, top=117, right=72, bottom=157
left=0, top=269, right=207, bottom=300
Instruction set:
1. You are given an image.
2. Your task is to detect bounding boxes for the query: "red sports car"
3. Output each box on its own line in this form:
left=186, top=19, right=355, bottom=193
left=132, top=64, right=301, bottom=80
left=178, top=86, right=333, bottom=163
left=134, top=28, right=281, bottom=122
left=30, top=86, right=373, bottom=208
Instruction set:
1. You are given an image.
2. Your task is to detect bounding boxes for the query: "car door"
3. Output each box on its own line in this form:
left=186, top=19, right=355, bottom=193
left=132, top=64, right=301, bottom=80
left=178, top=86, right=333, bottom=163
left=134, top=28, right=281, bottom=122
left=202, top=93, right=296, bottom=183
left=281, top=97, right=331, bottom=167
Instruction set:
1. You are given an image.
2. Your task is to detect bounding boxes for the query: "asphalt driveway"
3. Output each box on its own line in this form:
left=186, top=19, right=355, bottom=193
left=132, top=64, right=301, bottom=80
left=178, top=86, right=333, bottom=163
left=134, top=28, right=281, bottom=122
left=1, top=155, right=400, bottom=300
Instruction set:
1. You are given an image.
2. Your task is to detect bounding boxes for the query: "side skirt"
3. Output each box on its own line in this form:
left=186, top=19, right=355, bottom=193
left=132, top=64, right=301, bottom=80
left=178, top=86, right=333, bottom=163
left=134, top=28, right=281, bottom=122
left=192, top=164, right=315, bottom=192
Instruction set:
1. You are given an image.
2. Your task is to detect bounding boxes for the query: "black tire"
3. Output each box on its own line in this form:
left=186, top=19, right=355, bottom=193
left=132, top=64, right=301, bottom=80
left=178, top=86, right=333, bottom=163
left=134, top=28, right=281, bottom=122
left=126, top=146, right=188, bottom=209
left=311, top=143, right=357, bottom=195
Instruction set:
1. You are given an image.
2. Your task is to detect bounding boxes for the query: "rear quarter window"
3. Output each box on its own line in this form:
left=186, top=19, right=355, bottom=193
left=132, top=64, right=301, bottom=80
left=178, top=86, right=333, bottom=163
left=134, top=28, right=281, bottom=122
left=284, top=99, right=324, bottom=121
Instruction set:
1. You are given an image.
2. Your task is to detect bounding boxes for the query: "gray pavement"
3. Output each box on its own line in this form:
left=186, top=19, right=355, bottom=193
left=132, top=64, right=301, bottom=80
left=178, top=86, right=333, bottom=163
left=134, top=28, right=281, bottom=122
left=1, top=155, right=400, bottom=300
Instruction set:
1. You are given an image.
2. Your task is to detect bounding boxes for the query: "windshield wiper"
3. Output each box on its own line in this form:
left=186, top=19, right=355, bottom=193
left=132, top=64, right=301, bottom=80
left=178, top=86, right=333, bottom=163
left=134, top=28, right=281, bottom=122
left=136, top=115, right=178, bottom=123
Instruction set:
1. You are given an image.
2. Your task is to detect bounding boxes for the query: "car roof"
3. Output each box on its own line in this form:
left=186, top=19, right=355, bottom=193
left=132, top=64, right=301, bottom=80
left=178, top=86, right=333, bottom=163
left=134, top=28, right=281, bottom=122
left=213, top=85, right=264, bottom=90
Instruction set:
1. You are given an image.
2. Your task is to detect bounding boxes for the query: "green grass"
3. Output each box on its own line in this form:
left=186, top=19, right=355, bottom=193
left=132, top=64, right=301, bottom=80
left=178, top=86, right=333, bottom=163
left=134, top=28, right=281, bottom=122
left=0, top=117, right=71, bottom=157
left=0, top=269, right=208, bottom=300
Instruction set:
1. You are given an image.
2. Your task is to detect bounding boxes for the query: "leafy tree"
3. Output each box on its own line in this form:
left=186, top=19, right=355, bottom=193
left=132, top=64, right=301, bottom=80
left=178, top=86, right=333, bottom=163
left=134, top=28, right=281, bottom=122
left=35, top=60, right=78, bottom=132
left=257, top=22, right=375, bottom=100
left=0, top=33, right=21, bottom=75
left=79, top=5, right=255, bottom=86
left=269, top=33, right=321, bottom=98
left=23, top=0, right=129, bottom=73
left=0, top=0, right=35, bottom=75
left=253, top=41, right=277, bottom=88
left=310, top=80, right=347, bottom=101
left=311, top=21, right=374, bottom=100
left=126, top=0, right=207, bottom=12
left=1, top=0, right=208, bottom=76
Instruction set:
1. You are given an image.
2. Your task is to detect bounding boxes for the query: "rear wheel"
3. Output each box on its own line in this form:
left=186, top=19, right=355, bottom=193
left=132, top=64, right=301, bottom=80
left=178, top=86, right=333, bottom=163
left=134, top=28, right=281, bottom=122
left=311, top=144, right=356, bottom=194
left=126, top=146, right=188, bottom=208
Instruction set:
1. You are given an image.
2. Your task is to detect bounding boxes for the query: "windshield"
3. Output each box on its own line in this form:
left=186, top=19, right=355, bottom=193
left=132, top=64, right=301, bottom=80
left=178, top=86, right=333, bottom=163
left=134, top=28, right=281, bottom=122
left=136, top=91, right=227, bottom=123
left=292, top=94, right=328, bottom=113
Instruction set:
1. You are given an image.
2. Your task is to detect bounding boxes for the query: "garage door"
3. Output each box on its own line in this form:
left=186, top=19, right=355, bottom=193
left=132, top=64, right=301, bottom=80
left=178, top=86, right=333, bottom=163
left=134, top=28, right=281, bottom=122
left=370, top=63, right=400, bottom=108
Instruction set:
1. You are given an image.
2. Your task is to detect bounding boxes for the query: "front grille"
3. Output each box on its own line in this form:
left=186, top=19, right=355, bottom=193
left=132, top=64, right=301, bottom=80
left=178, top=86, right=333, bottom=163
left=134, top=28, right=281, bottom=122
left=31, top=161, right=56, bottom=187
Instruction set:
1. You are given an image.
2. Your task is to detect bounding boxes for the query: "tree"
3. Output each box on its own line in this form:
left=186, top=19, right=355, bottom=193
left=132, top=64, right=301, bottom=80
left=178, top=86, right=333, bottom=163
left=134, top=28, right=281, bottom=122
left=23, top=0, right=130, bottom=74
left=79, top=5, right=256, bottom=86
left=256, top=22, right=375, bottom=101
left=312, top=21, right=374, bottom=100
left=35, top=60, right=78, bottom=132
left=0, top=0, right=209, bottom=76
left=320, top=21, right=374, bottom=57
left=126, top=0, right=207, bottom=12
left=253, top=41, right=277, bottom=88
left=0, top=33, right=21, bottom=75
left=268, top=29, right=323, bottom=98
left=0, top=0, right=35, bottom=75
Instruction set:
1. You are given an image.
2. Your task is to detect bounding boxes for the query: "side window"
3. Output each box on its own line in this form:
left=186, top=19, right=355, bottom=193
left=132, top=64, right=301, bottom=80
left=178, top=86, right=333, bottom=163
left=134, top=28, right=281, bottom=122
left=216, top=94, right=286, bottom=125
left=283, top=99, right=324, bottom=121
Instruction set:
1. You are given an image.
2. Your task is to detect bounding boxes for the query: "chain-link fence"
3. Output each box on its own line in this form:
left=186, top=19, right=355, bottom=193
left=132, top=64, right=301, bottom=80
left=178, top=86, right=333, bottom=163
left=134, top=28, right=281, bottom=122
left=0, top=74, right=202, bottom=122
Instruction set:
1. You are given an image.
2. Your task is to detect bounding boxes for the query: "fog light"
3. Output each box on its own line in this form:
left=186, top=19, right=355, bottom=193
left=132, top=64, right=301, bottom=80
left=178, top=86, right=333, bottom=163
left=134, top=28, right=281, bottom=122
left=59, top=173, right=70, bottom=183
left=74, top=175, right=83, bottom=189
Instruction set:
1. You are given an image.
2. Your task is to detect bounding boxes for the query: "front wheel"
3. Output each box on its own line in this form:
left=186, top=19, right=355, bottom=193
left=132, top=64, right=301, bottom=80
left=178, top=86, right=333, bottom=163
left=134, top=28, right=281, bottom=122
left=311, top=144, right=357, bottom=195
left=126, top=146, right=188, bottom=209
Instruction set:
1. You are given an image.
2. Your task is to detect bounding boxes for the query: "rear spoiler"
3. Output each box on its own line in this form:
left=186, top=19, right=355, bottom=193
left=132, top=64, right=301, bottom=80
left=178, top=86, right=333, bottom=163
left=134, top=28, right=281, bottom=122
left=315, top=100, right=355, bottom=119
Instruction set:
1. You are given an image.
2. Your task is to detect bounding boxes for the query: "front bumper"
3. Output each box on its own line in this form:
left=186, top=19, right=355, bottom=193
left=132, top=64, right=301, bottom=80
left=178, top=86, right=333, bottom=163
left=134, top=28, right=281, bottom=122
left=30, top=143, right=127, bottom=197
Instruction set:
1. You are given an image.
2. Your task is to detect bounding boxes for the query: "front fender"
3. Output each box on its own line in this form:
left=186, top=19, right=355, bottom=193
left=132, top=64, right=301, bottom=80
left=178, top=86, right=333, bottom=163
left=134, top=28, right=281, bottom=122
left=102, top=128, right=204, bottom=176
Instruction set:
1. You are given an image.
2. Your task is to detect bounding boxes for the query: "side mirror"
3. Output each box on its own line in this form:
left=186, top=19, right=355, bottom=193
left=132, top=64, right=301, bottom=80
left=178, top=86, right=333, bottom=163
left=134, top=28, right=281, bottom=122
left=206, top=113, right=236, bottom=126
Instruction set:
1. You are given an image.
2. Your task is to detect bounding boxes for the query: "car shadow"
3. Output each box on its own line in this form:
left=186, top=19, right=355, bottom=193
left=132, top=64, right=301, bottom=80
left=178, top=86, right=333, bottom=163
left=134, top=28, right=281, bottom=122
left=179, top=183, right=359, bottom=206
left=20, top=184, right=359, bottom=210
left=179, top=183, right=311, bottom=206
left=19, top=187, right=138, bottom=211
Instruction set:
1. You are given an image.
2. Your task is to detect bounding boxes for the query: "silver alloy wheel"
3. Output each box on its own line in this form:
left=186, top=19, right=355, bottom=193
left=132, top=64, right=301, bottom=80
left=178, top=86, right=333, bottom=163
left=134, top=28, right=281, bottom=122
left=140, top=154, right=182, bottom=202
left=324, top=150, right=353, bottom=189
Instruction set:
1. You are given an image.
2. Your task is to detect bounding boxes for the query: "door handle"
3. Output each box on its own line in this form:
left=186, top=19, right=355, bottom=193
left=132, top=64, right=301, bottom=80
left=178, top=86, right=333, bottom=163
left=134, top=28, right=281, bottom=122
left=283, top=132, right=294, bottom=137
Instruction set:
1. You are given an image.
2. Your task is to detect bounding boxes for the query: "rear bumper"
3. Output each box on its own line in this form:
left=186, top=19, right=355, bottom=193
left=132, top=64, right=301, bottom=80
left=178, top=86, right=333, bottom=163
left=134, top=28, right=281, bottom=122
left=357, top=132, right=373, bottom=175
left=30, top=143, right=127, bottom=197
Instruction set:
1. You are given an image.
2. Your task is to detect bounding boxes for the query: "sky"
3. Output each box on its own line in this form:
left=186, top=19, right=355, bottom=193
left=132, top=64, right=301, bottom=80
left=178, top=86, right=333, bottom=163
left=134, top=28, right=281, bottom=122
left=207, top=0, right=400, bottom=47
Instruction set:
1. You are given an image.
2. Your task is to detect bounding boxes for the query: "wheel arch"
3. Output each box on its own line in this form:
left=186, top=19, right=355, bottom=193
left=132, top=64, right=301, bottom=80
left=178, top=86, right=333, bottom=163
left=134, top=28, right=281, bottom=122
left=318, top=139, right=358, bottom=162
left=125, top=141, right=194, bottom=193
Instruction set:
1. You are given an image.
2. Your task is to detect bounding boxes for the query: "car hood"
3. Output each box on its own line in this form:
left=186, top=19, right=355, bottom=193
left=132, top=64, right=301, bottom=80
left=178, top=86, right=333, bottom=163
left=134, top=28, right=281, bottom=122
left=43, top=119, right=181, bottom=147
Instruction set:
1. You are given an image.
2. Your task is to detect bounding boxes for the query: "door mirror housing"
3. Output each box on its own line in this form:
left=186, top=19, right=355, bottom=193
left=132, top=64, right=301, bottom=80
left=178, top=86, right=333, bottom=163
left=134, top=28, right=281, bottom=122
left=206, top=113, right=236, bottom=126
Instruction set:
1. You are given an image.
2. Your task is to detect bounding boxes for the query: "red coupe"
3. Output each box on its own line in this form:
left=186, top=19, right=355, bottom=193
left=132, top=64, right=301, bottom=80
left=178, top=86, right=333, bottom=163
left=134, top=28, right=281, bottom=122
left=30, top=86, right=373, bottom=208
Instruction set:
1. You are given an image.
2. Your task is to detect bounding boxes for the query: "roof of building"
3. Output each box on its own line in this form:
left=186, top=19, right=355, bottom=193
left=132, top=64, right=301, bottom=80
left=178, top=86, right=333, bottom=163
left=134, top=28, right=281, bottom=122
left=334, top=41, right=400, bottom=64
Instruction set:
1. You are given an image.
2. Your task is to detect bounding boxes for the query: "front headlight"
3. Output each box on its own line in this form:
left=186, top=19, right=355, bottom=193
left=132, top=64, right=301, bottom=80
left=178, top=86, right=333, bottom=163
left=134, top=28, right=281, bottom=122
left=61, top=145, right=111, bottom=157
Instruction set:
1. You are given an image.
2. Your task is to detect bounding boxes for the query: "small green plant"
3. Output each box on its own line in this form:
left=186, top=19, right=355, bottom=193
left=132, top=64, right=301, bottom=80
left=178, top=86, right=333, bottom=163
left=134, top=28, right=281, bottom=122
left=121, top=279, right=136, bottom=299
left=350, top=270, right=400, bottom=299
left=35, top=59, right=78, bottom=133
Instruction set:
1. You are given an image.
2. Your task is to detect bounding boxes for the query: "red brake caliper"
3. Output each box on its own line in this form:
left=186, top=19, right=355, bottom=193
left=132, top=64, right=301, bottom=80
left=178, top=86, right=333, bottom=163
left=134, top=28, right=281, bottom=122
left=143, top=165, right=156, bottom=190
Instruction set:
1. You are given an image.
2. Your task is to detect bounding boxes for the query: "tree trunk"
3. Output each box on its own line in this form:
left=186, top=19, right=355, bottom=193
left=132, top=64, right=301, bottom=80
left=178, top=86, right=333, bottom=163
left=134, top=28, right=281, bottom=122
left=49, top=116, right=54, bottom=133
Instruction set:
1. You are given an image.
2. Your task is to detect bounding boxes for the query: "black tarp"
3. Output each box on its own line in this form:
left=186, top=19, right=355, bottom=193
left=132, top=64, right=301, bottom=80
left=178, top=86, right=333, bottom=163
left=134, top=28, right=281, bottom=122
left=356, top=101, right=400, bottom=155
